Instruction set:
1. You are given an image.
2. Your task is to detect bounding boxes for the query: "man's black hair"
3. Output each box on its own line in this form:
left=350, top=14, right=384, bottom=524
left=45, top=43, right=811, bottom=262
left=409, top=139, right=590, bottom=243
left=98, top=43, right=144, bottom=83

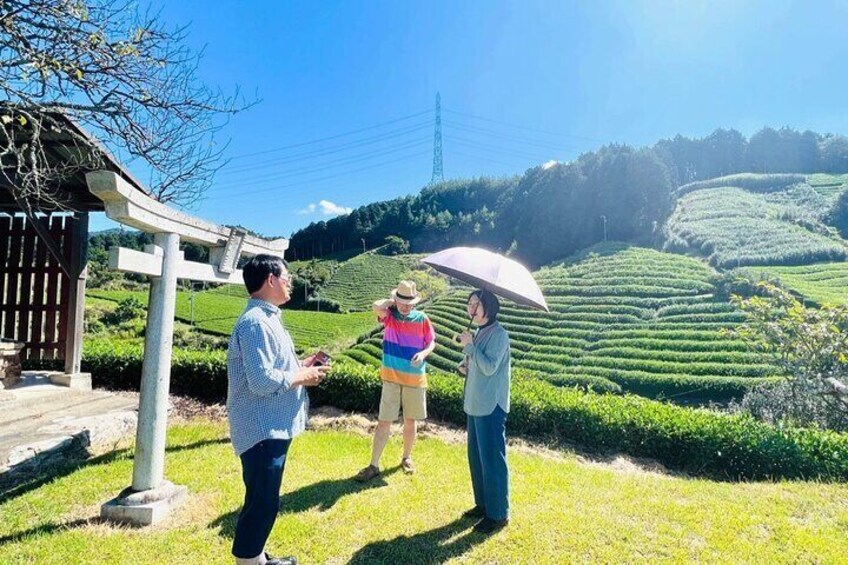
left=468, top=289, right=500, bottom=321
left=243, top=254, right=289, bottom=294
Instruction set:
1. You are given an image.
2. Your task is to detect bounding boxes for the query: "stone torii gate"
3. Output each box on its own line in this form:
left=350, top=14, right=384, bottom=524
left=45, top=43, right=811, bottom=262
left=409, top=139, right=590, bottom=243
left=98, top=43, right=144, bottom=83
left=88, top=170, right=288, bottom=525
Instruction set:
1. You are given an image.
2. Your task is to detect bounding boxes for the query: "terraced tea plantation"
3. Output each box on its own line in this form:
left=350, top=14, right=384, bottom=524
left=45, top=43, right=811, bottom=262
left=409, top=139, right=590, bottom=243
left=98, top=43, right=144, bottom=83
left=340, top=244, right=781, bottom=402
left=664, top=186, right=847, bottom=268
left=319, top=253, right=421, bottom=311
left=744, top=261, right=848, bottom=307
left=807, top=172, right=848, bottom=202
left=88, top=289, right=376, bottom=352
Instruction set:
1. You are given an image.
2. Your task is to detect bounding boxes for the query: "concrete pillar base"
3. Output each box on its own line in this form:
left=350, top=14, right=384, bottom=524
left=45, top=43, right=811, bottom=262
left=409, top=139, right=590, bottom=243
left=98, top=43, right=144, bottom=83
left=100, top=480, right=187, bottom=526
left=49, top=372, right=92, bottom=391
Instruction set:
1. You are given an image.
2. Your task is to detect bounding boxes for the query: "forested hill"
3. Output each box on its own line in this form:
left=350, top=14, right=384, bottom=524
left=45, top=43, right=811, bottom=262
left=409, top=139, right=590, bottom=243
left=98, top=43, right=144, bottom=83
left=288, top=126, right=848, bottom=267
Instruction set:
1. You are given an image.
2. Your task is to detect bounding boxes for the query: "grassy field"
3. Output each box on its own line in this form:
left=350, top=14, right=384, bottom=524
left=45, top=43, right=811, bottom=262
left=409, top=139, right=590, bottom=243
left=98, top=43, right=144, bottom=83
left=664, top=186, right=847, bottom=268
left=340, top=244, right=781, bottom=402
left=1, top=420, right=846, bottom=564
left=744, top=261, right=848, bottom=307
left=87, top=289, right=376, bottom=353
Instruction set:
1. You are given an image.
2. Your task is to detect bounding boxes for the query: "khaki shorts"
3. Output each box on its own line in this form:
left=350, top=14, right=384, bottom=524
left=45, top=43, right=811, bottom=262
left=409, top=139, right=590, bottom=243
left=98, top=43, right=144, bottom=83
left=379, top=381, right=427, bottom=421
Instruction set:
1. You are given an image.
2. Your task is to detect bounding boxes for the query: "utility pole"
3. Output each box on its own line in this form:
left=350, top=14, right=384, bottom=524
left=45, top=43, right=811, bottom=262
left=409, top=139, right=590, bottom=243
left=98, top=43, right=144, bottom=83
left=600, top=215, right=608, bottom=242
left=430, top=92, right=444, bottom=184
left=361, top=238, right=366, bottom=253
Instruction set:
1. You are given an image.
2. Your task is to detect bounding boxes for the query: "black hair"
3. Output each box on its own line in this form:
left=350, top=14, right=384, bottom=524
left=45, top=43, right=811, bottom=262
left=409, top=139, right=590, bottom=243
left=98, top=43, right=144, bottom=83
left=468, top=289, right=500, bottom=321
left=243, top=254, right=289, bottom=294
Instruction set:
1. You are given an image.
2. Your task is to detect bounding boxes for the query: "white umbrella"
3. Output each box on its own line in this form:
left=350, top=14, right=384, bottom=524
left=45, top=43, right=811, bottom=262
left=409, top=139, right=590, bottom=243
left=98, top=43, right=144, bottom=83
left=421, top=247, right=549, bottom=312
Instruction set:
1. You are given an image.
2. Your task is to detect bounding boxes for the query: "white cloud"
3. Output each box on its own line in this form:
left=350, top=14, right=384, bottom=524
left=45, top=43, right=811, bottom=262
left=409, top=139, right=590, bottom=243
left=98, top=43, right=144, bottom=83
left=297, top=200, right=352, bottom=216
left=318, top=200, right=352, bottom=216
left=542, top=160, right=560, bottom=170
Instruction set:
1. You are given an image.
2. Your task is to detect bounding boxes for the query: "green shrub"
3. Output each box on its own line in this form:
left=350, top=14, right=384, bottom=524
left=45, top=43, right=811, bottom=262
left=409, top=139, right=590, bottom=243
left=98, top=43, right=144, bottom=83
left=27, top=346, right=847, bottom=479
left=312, top=363, right=848, bottom=481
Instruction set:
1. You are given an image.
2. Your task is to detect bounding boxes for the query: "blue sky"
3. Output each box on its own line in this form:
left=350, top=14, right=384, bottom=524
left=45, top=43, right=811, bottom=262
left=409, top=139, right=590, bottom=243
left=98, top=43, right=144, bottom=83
left=91, top=0, right=848, bottom=237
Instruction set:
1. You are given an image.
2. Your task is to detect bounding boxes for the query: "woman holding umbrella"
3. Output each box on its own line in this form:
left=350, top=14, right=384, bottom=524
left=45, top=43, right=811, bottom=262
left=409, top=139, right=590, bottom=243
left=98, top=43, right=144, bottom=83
left=421, top=246, right=547, bottom=535
left=457, top=289, right=511, bottom=534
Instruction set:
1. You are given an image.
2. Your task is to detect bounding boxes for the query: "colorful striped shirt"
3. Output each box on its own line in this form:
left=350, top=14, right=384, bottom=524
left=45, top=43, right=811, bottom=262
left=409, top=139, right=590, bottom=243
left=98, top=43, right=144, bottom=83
left=380, top=307, right=435, bottom=388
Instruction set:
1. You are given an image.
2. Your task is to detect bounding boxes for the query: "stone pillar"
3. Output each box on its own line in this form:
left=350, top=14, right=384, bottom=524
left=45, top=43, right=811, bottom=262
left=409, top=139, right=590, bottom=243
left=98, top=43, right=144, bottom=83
left=101, top=232, right=186, bottom=525
left=132, top=232, right=180, bottom=491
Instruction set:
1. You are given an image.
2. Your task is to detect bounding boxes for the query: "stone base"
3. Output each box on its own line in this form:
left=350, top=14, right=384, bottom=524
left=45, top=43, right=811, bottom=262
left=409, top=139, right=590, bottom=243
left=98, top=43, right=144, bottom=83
left=100, top=481, right=188, bottom=526
left=49, top=372, right=92, bottom=391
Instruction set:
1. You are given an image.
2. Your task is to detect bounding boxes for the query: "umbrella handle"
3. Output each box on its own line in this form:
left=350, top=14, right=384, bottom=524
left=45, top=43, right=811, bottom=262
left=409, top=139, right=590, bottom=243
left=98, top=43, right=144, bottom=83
left=453, top=317, right=474, bottom=344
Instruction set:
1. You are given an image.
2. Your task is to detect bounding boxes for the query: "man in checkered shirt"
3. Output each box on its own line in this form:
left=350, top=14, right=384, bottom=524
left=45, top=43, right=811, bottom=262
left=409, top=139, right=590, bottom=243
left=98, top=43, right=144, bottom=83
left=227, top=254, right=329, bottom=565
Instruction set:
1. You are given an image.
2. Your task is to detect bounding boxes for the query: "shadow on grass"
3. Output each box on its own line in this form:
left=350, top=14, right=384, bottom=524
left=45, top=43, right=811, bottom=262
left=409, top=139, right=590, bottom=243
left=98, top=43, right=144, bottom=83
left=0, top=517, right=108, bottom=546
left=0, top=437, right=229, bottom=505
left=211, top=466, right=402, bottom=540
left=348, top=516, right=492, bottom=565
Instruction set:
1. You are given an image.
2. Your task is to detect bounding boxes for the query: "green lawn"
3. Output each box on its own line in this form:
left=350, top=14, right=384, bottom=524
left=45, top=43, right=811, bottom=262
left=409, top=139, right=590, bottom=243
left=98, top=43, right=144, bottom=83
left=2, top=421, right=846, bottom=564
left=87, top=289, right=376, bottom=352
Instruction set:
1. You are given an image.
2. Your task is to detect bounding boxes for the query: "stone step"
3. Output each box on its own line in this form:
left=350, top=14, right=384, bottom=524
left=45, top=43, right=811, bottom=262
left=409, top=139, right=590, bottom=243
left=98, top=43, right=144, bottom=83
left=0, top=389, right=119, bottom=427
left=0, top=384, right=137, bottom=476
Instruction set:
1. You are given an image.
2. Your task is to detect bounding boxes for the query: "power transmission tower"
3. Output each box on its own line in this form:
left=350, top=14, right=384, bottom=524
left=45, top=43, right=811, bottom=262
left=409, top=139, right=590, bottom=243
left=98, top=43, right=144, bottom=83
left=430, top=92, right=444, bottom=184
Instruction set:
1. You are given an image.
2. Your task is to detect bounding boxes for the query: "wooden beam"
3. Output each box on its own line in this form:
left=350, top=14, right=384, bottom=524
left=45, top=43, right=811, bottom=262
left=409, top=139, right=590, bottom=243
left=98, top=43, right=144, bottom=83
left=86, top=171, right=288, bottom=258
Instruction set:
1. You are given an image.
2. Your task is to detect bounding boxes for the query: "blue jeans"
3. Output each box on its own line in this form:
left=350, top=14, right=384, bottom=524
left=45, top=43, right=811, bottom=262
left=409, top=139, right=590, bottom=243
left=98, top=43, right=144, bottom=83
left=232, top=439, right=292, bottom=559
left=467, top=405, right=509, bottom=521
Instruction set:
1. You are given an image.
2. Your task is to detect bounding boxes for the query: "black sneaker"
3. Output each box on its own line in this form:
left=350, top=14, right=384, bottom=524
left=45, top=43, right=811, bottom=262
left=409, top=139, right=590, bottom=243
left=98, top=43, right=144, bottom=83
left=461, top=506, right=486, bottom=519
left=473, top=517, right=509, bottom=534
left=265, top=552, right=297, bottom=565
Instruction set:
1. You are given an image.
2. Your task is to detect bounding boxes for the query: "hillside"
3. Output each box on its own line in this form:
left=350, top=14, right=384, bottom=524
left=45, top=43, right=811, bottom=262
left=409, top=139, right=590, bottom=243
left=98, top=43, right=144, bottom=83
left=319, top=252, right=423, bottom=311
left=743, top=261, right=848, bottom=307
left=664, top=173, right=848, bottom=268
left=340, top=243, right=780, bottom=402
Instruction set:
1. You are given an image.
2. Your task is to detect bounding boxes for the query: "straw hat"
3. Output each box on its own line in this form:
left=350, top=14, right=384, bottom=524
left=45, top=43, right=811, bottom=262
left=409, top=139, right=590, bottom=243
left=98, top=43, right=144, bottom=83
left=390, top=280, right=421, bottom=305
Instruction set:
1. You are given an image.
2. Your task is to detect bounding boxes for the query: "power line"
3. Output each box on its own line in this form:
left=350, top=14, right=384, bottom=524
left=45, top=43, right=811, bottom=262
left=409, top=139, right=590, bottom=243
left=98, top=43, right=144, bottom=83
left=451, top=149, right=535, bottom=169
left=443, top=118, right=585, bottom=152
left=443, top=134, right=558, bottom=162
left=227, top=108, right=432, bottom=160
left=203, top=150, right=430, bottom=201
left=442, top=107, right=604, bottom=143
left=220, top=120, right=434, bottom=175
left=211, top=138, right=432, bottom=192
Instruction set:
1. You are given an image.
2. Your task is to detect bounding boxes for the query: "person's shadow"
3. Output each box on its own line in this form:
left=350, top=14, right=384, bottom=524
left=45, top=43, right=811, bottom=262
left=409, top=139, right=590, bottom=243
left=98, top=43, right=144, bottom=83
left=211, top=466, right=401, bottom=539
left=348, top=516, right=490, bottom=564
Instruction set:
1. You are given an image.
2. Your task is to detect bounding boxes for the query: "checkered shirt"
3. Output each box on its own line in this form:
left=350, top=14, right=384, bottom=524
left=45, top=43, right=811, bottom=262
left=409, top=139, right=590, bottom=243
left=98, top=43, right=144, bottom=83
left=227, top=298, right=309, bottom=456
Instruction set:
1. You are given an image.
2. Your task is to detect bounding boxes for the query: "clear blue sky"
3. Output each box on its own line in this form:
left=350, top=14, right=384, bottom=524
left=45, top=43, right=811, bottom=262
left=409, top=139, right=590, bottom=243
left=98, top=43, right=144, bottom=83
left=90, top=0, right=848, bottom=237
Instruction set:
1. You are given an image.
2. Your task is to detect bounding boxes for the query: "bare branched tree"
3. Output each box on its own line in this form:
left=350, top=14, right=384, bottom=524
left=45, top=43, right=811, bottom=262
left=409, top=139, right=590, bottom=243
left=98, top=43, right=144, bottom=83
left=0, top=0, right=250, bottom=209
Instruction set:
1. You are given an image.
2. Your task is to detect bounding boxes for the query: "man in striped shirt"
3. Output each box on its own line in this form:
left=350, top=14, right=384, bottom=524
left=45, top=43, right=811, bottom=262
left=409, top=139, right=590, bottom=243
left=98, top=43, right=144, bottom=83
left=227, top=255, right=329, bottom=565
left=354, top=280, right=436, bottom=482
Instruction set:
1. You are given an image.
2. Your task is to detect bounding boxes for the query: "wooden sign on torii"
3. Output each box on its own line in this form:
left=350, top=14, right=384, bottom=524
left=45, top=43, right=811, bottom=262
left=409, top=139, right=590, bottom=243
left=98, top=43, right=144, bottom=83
left=87, top=170, right=287, bottom=525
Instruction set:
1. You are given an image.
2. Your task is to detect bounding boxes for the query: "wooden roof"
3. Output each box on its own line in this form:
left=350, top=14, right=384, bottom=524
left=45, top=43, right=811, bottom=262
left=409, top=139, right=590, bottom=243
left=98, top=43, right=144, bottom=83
left=0, top=111, right=148, bottom=212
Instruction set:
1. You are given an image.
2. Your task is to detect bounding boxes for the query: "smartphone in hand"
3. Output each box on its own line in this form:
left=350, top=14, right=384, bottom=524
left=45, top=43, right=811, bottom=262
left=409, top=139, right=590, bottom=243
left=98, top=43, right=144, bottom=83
left=308, top=350, right=331, bottom=367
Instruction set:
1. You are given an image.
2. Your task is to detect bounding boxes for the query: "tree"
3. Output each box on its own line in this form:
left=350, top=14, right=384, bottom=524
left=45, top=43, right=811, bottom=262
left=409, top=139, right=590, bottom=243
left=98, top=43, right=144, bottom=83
left=380, top=235, right=409, bottom=255
left=731, top=283, right=848, bottom=431
left=0, top=0, right=248, bottom=209
left=818, top=135, right=848, bottom=173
